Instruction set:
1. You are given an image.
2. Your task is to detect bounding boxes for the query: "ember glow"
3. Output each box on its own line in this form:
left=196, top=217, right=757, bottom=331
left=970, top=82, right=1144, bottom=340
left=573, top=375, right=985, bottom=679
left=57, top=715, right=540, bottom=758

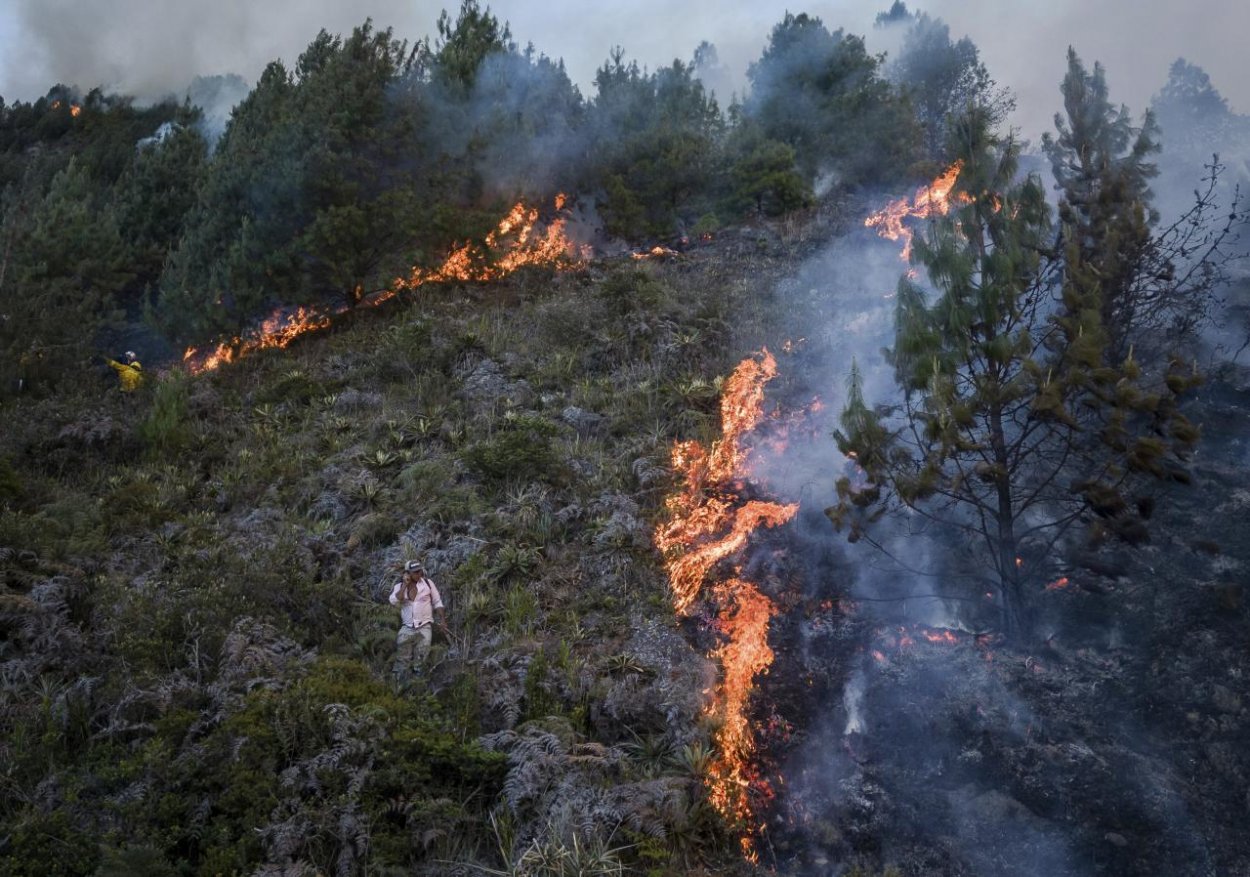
left=183, top=196, right=586, bottom=374
left=397, top=195, right=587, bottom=288
left=630, top=245, right=680, bottom=260
left=864, top=161, right=968, bottom=261
left=869, top=625, right=963, bottom=654
left=1045, top=576, right=1072, bottom=592
left=182, top=306, right=333, bottom=374
left=654, top=350, right=798, bottom=856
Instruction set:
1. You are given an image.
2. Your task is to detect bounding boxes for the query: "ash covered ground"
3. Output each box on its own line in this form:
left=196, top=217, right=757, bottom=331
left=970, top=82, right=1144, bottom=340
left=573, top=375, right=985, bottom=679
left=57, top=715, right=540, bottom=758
left=661, top=212, right=1250, bottom=877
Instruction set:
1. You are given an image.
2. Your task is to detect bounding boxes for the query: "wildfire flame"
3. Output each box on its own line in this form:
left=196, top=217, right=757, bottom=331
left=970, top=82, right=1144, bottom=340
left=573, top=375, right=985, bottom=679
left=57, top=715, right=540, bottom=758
left=630, top=245, right=680, bottom=261
left=183, top=195, right=586, bottom=374
left=864, top=161, right=968, bottom=261
left=1045, top=576, right=1071, bottom=592
left=654, top=350, right=798, bottom=857
left=182, top=306, right=333, bottom=374
left=398, top=197, right=587, bottom=288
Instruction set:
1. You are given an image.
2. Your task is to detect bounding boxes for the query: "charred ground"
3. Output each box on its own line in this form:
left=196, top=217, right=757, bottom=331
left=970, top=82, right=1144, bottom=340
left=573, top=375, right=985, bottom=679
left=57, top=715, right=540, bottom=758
left=1, top=193, right=1248, bottom=876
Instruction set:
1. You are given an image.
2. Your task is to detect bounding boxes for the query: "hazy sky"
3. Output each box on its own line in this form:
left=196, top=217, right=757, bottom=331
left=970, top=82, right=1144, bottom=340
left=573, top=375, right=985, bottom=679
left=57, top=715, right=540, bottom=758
left=0, top=0, right=1244, bottom=142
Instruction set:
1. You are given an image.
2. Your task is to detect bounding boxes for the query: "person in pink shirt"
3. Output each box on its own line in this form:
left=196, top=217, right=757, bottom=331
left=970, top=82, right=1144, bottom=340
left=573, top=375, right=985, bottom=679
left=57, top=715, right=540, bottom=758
left=389, top=559, right=446, bottom=681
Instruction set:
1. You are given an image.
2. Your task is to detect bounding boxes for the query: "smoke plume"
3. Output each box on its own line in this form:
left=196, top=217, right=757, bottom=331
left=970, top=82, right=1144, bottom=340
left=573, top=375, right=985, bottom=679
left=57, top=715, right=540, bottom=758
left=2, top=0, right=1245, bottom=146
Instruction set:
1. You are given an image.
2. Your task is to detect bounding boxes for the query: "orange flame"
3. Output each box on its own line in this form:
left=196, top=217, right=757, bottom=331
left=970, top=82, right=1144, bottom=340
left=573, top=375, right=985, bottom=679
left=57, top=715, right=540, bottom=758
left=864, top=161, right=968, bottom=261
left=654, top=350, right=797, bottom=857
left=183, top=195, right=586, bottom=374
left=182, top=306, right=334, bottom=374
left=70, top=104, right=82, bottom=117
left=1045, top=576, right=1071, bottom=592
left=630, top=245, right=679, bottom=261
left=397, top=196, right=588, bottom=288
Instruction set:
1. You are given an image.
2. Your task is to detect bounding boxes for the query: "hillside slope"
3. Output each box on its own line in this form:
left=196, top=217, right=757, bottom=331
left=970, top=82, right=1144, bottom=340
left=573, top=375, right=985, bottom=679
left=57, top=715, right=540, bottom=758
left=0, top=224, right=819, bottom=876
left=2, top=212, right=1247, bottom=877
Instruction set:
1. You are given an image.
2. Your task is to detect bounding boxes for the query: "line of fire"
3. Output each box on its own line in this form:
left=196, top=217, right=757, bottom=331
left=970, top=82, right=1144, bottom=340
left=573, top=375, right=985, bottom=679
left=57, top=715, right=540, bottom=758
left=172, top=166, right=1111, bottom=864
left=120, top=134, right=1236, bottom=877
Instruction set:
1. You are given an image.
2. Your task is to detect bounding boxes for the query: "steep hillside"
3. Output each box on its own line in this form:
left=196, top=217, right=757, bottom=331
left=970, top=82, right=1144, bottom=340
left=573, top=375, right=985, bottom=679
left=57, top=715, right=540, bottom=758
left=3, top=193, right=1249, bottom=877
left=0, top=223, right=826, bottom=876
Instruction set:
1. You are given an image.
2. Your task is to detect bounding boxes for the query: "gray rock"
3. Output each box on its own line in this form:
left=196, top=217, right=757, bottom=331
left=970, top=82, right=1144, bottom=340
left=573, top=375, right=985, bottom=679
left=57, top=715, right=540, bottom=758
left=333, top=388, right=383, bottom=412
left=560, top=406, right=605, bottom=437
left=459, top=359, right=530, bottom=404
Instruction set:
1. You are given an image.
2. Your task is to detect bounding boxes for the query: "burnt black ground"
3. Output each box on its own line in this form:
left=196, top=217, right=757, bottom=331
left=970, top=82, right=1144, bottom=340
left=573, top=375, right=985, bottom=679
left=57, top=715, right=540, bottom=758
left=745, top=367, right=1250, bottom=877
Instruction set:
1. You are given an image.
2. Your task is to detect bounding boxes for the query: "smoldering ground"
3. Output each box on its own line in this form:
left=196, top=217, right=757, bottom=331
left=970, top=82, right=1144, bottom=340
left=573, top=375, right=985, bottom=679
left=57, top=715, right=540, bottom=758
left=714, top=176, right=1246, bottom=872
left=722, top=110, right=1246, bottom=872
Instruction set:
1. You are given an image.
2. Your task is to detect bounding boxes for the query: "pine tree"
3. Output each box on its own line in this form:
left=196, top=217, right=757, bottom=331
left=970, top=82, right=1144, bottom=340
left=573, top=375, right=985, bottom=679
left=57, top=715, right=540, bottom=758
left=1043, top=49, right=1160, bottom=360
left=829, top=108, right=1201, bottom=641
left=586, top=51, right=724, bottom=238
left=432, top=0, right=514, bottom=93
left=745, top=12, right=920, bottom=184
left=158, top=23, right=420, bottom=340
left=890, top=12, right=1014, bottom=161
left=724, top=123, right=810, bottom=217
left=0, top=160, right=133, bottom=391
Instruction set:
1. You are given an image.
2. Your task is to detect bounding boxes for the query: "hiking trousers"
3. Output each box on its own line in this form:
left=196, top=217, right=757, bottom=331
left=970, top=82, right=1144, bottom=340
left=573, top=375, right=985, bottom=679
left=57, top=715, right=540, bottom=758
left=394, top=623, right=432, bottom=677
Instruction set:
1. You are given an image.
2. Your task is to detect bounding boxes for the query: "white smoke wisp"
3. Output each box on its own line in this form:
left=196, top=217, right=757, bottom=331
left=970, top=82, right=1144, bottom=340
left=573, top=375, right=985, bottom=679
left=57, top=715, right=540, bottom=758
left=2, top=0, right=1245, bottom=147
left=842, top=666, right=867, bottom=736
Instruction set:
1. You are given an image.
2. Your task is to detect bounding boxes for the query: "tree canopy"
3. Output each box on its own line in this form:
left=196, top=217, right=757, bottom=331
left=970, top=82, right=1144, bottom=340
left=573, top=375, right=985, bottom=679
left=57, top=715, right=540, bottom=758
left=745, top=12, right=921, bottom=183
left=831, top=107, right=1202, bottom=641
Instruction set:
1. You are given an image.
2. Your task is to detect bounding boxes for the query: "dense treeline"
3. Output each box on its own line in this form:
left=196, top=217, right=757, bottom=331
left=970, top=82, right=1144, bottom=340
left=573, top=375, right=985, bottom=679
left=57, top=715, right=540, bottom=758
left=1, top=1, right=1021, bottom=388
left=2, top=2, right=1243, bottom=397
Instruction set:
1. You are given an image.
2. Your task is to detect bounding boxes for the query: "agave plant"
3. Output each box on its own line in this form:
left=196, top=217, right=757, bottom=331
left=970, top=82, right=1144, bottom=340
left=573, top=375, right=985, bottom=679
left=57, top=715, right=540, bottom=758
left=603, top=653, right=647, bottom=677
left=490, top=542, right=542, bottom=584
left=671, top=741, right=715, bottom=781
left=351, top=478, right=384, bottom=509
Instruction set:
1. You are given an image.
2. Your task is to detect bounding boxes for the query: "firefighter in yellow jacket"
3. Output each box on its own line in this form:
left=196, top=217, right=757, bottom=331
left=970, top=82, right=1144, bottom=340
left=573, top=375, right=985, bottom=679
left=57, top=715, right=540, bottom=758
left=105, top=351, right=144, bottom=392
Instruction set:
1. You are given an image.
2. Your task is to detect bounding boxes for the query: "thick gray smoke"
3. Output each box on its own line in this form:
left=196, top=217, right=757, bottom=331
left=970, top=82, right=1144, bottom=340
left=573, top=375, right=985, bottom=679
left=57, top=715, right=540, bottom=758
left=2, top=0, right=1245, bottom=144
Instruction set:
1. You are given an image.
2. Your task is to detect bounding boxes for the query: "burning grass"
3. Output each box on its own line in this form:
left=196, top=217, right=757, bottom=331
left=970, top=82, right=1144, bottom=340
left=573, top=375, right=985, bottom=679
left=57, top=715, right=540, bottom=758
left=183, top=195, right=588, bottom=375
left=654, top=349, right=797, bottom=857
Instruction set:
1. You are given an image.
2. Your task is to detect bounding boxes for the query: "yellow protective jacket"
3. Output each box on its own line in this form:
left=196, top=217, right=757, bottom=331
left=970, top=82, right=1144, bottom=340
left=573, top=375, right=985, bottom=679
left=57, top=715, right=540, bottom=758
left=106, top=358, right=144, bottom=392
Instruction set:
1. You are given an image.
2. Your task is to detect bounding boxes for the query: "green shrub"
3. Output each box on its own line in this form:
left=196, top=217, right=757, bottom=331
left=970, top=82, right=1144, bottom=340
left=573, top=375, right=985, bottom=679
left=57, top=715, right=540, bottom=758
left=95, top=845, right=178, bottom=877
left=460, top=413, right=561, bottom=483
left=252, top=368, right=327, bottom=406
left=692, top=213, right=721, bottom=236
left=598, top=268, right=670, bottom=317
left=2, top=808, right=100, bottom=876
left=139, top=373, right=192, bottom=454
left=102, top=478, right=169, bottom=533
left=0, top=457, right=23, bottom=506
left=490, top=541, right=542, bottom=584
left=503, top=583, right=539, bottom=635
left=34, top=493, right=108, bottom=556
left=522, top=646, right=561, bottom=722
left=349, top=510, right=402, bottom=548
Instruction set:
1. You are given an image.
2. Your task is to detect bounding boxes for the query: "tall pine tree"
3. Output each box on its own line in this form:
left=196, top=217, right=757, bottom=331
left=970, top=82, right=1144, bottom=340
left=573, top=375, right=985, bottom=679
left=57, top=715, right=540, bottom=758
left=1043, top=49, right=1159, bottom=360
left=830, top=108, right=1200, bottom=641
